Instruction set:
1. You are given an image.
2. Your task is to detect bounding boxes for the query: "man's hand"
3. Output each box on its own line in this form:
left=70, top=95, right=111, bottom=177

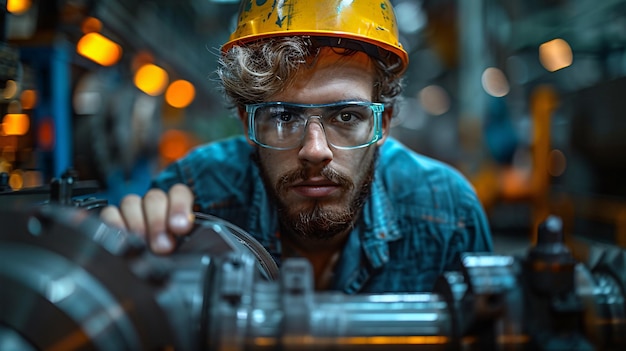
left=100, top=184, right=195, bottom=254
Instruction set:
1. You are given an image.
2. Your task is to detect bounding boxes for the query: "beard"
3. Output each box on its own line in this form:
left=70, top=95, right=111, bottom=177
left=252, top=150, right=377, bottom=242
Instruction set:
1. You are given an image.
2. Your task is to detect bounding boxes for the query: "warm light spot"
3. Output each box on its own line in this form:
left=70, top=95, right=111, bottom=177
left=548, top=149, right=567, bottom=177
left=501, top=166, right=531, bottom=200
left=6, top=0, right=32, bottom=15
left=134, top=64, right=169, bottom=96
left=20, top=89, right=37, bottom=109
left=418, top=85, right=450, bottom=116
left=9, top=170, right=24, bottom=190
left=81, top=17, right=102, bottom=34
left=77, top=32, right=123, bottom=67
left=2, top=113, right=30, bottom=135
left=481, top=67, right=510, bottom=97
left=2, top=80, right=18, bottom=100
left=253, top=335, right=450, bottom=347
left=0, top=160, right=11, bottom=173
left=159, top=129, right=191, bottom=161
left=131, top=51, right=155, bottom=72
left=38, top=118, right=54, bottom=150
left=23, top=170, right=43, bottom=187
left=539, top=38, right=573, bottom=72
left=165, top=80, right=196, bottom=108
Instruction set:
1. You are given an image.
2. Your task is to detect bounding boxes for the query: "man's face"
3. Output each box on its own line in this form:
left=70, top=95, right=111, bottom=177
left=245, top=49, right=390, bottom=241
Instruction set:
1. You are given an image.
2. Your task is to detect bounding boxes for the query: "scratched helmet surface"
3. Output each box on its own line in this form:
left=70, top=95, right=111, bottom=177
left=222, top=0, right=409, bottom=74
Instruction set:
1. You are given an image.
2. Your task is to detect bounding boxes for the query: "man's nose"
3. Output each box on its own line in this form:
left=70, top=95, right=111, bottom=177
left=298, top=118, right=333, bottom=165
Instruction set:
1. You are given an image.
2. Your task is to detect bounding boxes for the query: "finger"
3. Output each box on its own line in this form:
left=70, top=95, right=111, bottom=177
left=100, top=205, right=127, bottom=230
left=167, top=184, right=195, bottom=236
left=119, top=194, right=147, bottom=237
left=142, top=188, right=174, bottom=254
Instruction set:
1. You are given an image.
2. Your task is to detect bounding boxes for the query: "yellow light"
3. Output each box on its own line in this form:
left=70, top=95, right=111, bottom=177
left=539, top=38, right=573, bottom=72
left=9, top=170, right=24, bottom=190
left=269, top=335, right=450, bottom=347
left=77, top=32, right=123, bottom=67
left=134, top=64, right=169, bottom=96
left=165, top=80, right=196, bottom=108
left=0, top=160, right=11, bottom=173
left=2, top=113, right=30, bottom=135
left=6, top=0, right=32, bottom=15
left=333, top=336, right=449, bottom=345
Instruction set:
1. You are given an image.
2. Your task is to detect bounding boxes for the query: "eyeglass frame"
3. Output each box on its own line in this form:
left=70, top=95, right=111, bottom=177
left=245, top=100, right=385, bottom=150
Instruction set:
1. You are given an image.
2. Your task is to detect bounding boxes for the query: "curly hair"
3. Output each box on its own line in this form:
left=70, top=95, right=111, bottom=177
left=217, top=36, right=404, bottom=111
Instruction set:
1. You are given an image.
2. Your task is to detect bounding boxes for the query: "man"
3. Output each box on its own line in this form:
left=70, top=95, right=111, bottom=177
left=101, top=0, right=492, bottom=293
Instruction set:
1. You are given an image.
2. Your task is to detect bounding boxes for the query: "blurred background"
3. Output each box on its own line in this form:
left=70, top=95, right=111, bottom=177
left=1, top=0, right=625, bottom=258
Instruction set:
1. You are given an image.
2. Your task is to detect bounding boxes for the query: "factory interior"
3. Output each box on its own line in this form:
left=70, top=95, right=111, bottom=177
left=2, top=0, right=626, bottom=257
left=2, top=0, right=626, bottom=350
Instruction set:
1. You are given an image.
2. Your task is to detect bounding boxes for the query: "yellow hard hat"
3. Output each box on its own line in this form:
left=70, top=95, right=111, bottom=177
left=222, top=0, right=409, bottom=75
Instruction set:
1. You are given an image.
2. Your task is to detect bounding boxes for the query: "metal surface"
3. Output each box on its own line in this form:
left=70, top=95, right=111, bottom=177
left=1, top=206, right=626, bottom=350
left=0, top=205, right=278, bottom=350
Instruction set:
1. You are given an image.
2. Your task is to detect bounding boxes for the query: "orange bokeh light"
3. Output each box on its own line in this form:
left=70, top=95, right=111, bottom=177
left=6, top=0, right=32, bottom=15
left=20, top=89, right=37, bottom=109
left=77, top=32, right=123, bottom=67
left=81, top=17, right=103, bottom=34
left=134, top=64, right=169, bottom=96
left=539, top=38, right=573, bottom=72
left=38, top=118, right=54, bottom=150
left=165, top=80, right=196, bottom=108
left=159, top=129, right=192, bottom=161
left=2, top=113, right=30, bottom=135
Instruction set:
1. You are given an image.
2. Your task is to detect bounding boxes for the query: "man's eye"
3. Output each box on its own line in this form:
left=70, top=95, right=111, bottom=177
left=267, top=108, right=298, bottom=122
left=343, top=113, right=354, bottom=122
left=278, top=112, right=294, bottom=122
left=335, top=112, right=360, bottom=123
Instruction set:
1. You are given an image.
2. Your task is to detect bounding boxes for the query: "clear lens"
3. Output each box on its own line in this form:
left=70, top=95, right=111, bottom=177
left=247, top=101, right=383, bottom=150
left=253, top=104, right=309, bottom=149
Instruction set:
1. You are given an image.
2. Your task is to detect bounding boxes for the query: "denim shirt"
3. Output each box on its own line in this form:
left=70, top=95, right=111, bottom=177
left=152, top=136, right=493, bottom=293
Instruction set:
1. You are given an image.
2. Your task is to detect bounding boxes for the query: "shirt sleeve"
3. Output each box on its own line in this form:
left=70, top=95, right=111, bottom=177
left=444, top=168, right=494, bottom=270
left=151, top=160, right=186, bottom=191
left=378, top=138, right=494, bottom=274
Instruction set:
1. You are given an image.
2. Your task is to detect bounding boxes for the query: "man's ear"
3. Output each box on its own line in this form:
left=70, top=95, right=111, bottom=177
left=377, top=106, right=393, bottom=146
left=238, top=106, right=256, bottom=146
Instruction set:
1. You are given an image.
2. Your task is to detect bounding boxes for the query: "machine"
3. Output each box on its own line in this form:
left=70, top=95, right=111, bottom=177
left=0, top=178, right=625, bottom=350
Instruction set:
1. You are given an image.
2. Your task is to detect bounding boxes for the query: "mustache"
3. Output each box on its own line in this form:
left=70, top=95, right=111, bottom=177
left=276, top=167, right=354, bottom=194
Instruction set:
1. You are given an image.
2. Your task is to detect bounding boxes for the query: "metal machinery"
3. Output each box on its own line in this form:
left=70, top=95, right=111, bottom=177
left=0, top=188, right=625, bottom=350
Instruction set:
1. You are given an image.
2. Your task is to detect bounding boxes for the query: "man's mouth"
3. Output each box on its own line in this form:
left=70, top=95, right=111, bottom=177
left=290, top=177, right=341, bottom=198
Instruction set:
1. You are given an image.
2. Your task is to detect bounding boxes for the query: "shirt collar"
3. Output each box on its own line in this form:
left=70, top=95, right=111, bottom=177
left=358, top=175, right=402, bottom=269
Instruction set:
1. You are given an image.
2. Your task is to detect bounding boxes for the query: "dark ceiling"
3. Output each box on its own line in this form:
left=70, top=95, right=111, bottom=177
left=12, top=0, right=625, bottom=101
